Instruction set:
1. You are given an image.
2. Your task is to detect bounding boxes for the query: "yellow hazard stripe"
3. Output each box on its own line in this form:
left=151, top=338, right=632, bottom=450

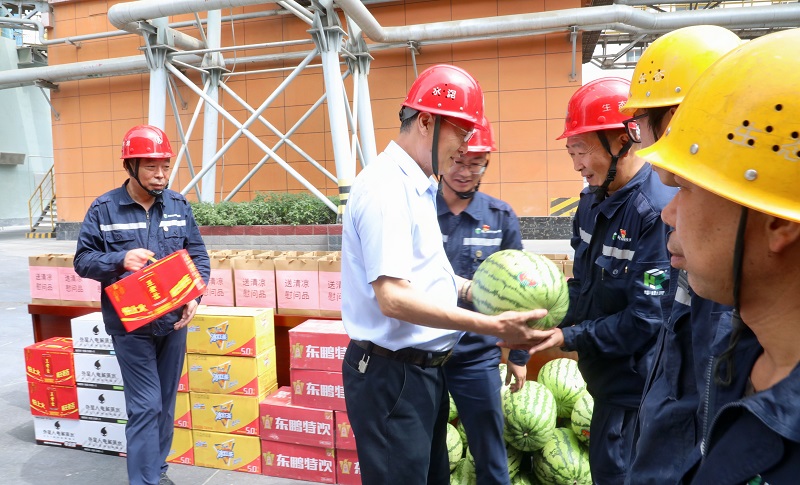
left=26, top=232, right=56, bottom=239
left=550, top=197, right=579, bottom=217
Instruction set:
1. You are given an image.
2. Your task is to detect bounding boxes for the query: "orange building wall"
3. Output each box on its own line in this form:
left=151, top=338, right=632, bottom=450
left=48, top=0, right=583, bottom=223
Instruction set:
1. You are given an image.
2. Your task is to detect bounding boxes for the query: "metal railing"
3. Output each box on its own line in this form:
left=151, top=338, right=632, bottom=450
left=28, top=165, right=56, bottom=233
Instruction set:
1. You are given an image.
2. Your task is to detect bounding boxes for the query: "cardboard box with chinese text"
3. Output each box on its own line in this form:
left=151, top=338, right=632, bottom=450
left=260, top=440, right=336, bottom=483
left=187, top=347, right=277, bottom=396
left=259, top=386, right=335, bottom=448
left=288, top=319, right=348, bottom=372
left=289, top=369, right=346, bottom=412
left=25, top=337, right=75, bottom=386
left=193, top=430, right=262, bottom=474
left=188, top=306, right=275, bottom=356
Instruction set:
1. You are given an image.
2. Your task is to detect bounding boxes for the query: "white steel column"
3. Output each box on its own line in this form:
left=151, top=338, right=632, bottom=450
left=346, top=18, right=377, bottom=167
left=146, top=17, right=169, bottom=128
left=200, top=10, right=223, bottom=203
left=311, top=0, right=354, bottom=219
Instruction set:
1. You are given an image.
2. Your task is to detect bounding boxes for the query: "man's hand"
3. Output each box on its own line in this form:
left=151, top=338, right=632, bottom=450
left=528, top=328, right=565, bottom=354
left=492, top=309, right=556, bottom=350
left=175, top=300, right=199, bottom=330
left=124, top=248, right=155, bottom=272
left=505, top=361, right=528, bottom=393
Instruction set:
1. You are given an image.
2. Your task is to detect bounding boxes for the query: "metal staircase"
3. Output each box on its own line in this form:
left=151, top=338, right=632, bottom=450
left=27, top=165, right=56, bottom=238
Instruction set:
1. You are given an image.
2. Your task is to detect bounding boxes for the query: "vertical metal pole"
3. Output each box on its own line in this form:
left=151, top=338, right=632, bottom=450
left=148, top=18, right=169, bottom=129
left=201, top=10, right=222, bottom=203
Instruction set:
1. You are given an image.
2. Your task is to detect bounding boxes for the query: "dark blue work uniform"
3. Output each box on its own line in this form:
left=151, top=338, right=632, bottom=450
left=627, top=269, right=732, bottom=485
left=438, top=191, right=529, bottom=485
left=560, top=164, right=677, bottom=484
left=681, top=326, right=800, bottom=484
left=74, top=182, right=209, bottom=485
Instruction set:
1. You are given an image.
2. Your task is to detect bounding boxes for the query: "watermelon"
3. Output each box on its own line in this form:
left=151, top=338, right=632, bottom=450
left=510, top=471, right=534, bottom=485
left=537, top=358, right=586, bottom=418
left=447, top=422, right=463, bottom=471
left=457, top=419, right=468, bottom=451
left=507, top=444, right=524, bottom=479
left=503, top=380, right=557, bottom=452
left=450, top=457, right=477, bottom=485
left=571, top=390, right=593, bottom=445
left=449, top=393, right=459, bottom=422
left=471, top=250, right=569, bottom=329
left=533, top=428, right=591, bottom=485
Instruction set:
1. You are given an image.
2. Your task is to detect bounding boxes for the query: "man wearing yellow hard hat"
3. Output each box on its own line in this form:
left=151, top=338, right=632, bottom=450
left=638, top=28, right=800, bottom=483
left=618, top=25, right=741, bottom=484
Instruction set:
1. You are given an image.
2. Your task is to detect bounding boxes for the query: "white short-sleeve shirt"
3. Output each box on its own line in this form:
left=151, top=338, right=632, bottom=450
left=341, top=141, right=462, bottom=352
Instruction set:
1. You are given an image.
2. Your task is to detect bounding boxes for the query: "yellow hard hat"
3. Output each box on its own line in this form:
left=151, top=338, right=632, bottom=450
left=620, top=25, right=741, bottom=115
left=638, top=28, right=800, bottom=223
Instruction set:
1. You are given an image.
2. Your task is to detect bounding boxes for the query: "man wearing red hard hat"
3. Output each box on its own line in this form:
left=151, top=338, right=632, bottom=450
left=341, top=65, right=549, bottom=484
left=74, top=125, right=209, bottom=485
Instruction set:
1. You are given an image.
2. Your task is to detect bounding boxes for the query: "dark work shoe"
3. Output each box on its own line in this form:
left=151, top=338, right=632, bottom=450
left=158, top=473, right=175, bottom=485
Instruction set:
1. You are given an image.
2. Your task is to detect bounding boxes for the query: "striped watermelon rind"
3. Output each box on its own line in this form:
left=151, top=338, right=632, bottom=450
left=537, top=358, right=587, bottom=419
left=533, top=428, right=592, bottom=485
left=447, top=422, right=464, bottom=471
left=471, top=250, right=570, bottom=330
left=571, top=390, right=593, bottom=445
left=503, top=380, right=557, bottom=452
left=450, top=457, right=477, bottom=485
left=449, top=393, right=459, bottom=422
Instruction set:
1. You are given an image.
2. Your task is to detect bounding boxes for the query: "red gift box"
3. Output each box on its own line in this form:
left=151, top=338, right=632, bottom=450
left=104, top=249, right=206, bottom=332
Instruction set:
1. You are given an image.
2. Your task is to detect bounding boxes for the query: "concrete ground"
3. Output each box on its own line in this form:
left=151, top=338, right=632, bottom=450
left=0, top=227, right=570, bottom=484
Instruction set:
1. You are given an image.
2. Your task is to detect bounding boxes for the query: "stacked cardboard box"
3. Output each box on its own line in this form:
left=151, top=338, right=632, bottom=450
left=259, top=319, right=359, bottom=484
left=186, top=306, right=279, bottom=474
left=537, top=252, right=574, bottom=278
left=29, top=254, right=101, bottom=307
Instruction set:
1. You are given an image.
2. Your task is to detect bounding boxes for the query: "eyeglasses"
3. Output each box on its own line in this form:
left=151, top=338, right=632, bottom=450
left=449, top=160, right=488, bottom=176
left=442, top=117, right=477, bottom=143
left=622, top=113, right=648, bottom=144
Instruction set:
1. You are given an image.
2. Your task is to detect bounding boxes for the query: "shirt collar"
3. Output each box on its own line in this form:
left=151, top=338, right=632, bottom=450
left=594, top=162, right=651, bottom=217
left=386, top=141, right=439, bottom=198
left=119, top=180, right=163, bottom=207
left=436, top=191, right=487, bottom=221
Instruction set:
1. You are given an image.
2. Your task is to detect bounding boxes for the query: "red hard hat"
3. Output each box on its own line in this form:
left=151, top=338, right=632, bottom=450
left=557, top=77, right=631, bottom=140
left=468, top=117, right=496, bottom=153
left=402, top=64, right=486, bottom=128
left=120, top=125, right=175, bottom=159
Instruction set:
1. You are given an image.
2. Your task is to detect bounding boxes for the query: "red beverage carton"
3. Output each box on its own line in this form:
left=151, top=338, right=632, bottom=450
left=334, top=410, right=357, bottom=451
left=288, top=319, right=349, bottom=372
left=261, top=441, right=336, bottom=484
left=290, top=369, right=346, bottom=412
left=104, top=249, right=206, bottom=332
left=25, top=337, right=75, bottom=386
left=28, top=381, right=79, bottom=418
left=336, top=448, right=362, bottom=485
left=259, top=387, right=335, bottom=447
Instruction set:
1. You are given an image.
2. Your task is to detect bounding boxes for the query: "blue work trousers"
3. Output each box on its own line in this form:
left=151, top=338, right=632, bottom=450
left=443, top=352, right=510, bottom=485
left=342, top=341, right=451, bottom=485
left=589, top=400, right=637, bottom=485
left=112, top=326, right=186, bottom=485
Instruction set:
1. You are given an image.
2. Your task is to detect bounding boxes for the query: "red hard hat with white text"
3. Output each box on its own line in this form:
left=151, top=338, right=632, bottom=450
left=557, top=78, right=631, bottom=139
left=402, top=64, right=486, bottom=129
left=120, top=125, right=175, bottom=159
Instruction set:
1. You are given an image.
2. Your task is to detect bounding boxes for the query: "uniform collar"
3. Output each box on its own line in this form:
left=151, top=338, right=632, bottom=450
left=587, top=162, right=651, bottom=218
left=436, top=190, right=487, bottom=220
left=119, top=180, right=164, bottom=207
left=386, top=141, right=439, bottom=198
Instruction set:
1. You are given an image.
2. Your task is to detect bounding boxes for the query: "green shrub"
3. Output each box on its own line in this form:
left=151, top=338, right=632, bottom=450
left=190, top=192, right=339, bottom=226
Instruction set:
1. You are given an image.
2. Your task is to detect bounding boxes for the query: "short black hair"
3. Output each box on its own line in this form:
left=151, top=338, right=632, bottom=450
left=400, top=111, right=420, bottom=133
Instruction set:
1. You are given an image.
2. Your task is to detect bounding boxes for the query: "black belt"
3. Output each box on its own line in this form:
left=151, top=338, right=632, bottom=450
left=352, top=340, right=453, bottom=368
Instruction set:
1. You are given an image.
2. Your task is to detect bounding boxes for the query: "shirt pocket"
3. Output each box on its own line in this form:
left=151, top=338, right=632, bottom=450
left=464, top=234, right=503, bottom=275
left=103, top=230, right=137, bottom=253
left=160, top=225, right=187, bottom=255
left=594, top=254, right=630, bottom=315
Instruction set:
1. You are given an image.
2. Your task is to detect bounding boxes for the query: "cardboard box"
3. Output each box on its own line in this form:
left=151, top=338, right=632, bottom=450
left=104, top=249, right=206, bottom=332
left=167, top=427, right=194, bottom=466
left=175, top=391, right=191, bottom=429
left=335, top=410, right=357, bottom=451
left=178, top=358, right=188, bottom=393
left=71, top=312, right=114, bottom=354
left=187, top=347, right=277, bottom=396
left=190, top=391, right=272, bottom=436
left=33, top=416, right=81, bottom=449
left=336, top=448, right=362, bottom=485
left=232, top=253, right=279, bottom=309
left=74, top=353, right=124, bottom=390
left=28, top=381, right=78, bottom=418
left=289, top=369, right=346, bottom=411
left=78, top=420, right=126, bottom=456
left=24, top=337, right=75, bottom=386
left=77, top=387, right=127, bottom=423
left=188, top=306, right=275, bottom=357
left=203, top=254, right=236, bottom=307
left=288, top=319, right=348, bottom=372
left=564, top=261, right=574, bottom=278
left=28, top=254, right=61, bottom=303
left=57, top=258, right=102, bottom=304
left=193, top=430, right=262, bottom=474
left=261, top=441, right=336, bottom=483
left=318, top=254, right=342, bottom=317
left=275, top=254, right=320, bottom=316
left=260, top=387, right=335, bottom=448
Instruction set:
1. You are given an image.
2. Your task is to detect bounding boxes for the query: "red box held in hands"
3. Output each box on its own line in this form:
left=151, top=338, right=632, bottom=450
left=104, top=249, right=206, bottom=332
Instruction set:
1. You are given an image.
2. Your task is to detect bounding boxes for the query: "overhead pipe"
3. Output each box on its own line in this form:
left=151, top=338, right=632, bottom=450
left=0, top=16, right=45, bottom=38
left=334, top=1, right=800, bottom=41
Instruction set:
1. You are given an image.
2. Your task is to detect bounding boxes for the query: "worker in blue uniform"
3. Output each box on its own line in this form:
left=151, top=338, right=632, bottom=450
left=638, top=29, right=800, bottom=484
left=530, top=78, right=677, bottom=484
left=619, top=26, right=740, bottom=484
left=438, top=118, right=528, bottom=485
left=74, top=124, right=210, bottom=485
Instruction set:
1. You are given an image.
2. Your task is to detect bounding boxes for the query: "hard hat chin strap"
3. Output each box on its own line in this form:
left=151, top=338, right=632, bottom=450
left=125, top=159, right=166, bottom=198
left=432, top=114, right=442, bottom=184
left=590, top=131, right=634, bottom=200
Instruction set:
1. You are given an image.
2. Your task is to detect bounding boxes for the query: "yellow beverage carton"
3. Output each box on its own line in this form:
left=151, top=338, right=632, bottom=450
left=188, top=306, right=275, bottom=356
left=193, top=430, right=262, bottom=474
left=167, top=427, right=194, bottom=465
left=190, top=388, right=274, bottom=436
left=187, top=347, right=277, bottom=396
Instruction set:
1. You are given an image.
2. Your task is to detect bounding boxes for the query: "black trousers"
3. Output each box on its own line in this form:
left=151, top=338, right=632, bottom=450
left=342, top=340, right=450, bottom=485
